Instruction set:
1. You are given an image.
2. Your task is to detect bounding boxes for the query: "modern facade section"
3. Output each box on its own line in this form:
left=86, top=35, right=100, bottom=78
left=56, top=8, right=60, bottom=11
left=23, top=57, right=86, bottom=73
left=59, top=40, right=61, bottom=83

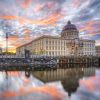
left=16, top=21, right=96, bottom=56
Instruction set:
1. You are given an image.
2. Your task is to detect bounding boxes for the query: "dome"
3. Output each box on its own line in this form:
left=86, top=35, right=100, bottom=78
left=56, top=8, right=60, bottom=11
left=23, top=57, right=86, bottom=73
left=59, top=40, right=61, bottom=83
left=61, top=21, right=79, bottom=39
left=63, top=21, right=77, bottom=31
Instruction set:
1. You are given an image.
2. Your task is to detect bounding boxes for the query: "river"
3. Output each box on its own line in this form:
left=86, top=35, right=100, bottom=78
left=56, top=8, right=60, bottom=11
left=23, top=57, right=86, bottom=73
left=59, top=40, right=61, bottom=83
left=0, top=65, right=99, bottom=100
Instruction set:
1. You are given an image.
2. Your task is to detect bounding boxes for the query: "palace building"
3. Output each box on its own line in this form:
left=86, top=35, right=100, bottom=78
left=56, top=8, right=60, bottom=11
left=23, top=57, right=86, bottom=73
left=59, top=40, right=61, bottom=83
left=16, top=21, right=96, bottom=56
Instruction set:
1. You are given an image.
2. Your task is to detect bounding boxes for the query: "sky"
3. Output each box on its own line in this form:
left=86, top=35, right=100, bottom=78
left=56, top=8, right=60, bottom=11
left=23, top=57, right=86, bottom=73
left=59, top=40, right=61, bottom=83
left=0, top=0, right=100, bottom=52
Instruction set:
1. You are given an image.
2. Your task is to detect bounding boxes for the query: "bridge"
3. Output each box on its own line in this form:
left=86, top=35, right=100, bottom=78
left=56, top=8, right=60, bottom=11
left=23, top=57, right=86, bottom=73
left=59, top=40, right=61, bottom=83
left=0, top=56, right=57, bottom=71
left=0, top=54, right=99, bottom=71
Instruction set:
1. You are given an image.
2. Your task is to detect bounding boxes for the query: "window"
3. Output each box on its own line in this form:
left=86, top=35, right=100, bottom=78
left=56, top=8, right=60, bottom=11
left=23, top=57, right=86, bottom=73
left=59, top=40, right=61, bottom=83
left=52, top=46, right=54, bottom=50
left=52, top=40, right=54, bottom=45
left=49, top=52, right=51, bottom=55
left=49, top=46, right=51, bottom=50
left=55, top=41, right=57, bottom=45
left=55, top=46, right=57, bottom=50
left=49, top=41, right=51, bottom=45
left=52, top=51, right=54, bottom=55
left=46, top=46, right=48, bottom=50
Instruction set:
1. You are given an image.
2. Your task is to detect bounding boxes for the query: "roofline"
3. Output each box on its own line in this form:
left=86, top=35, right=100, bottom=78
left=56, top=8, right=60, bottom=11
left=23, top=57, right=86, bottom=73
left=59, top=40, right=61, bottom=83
left=16, top=35, right=95, bottom=49
left=16, top=35, right=60, bottom=49
left=79, top=39, right=95, bottom=42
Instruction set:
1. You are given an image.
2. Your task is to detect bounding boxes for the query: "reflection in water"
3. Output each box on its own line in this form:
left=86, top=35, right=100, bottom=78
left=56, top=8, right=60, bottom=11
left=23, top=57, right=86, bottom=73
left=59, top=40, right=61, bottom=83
left=0, top=71, right=68, bottom=100
left=33, top=67, right=96, bottom=94
left=0, top=66, right=99, bottom=100
left=70, top=70, right=100, bottom=100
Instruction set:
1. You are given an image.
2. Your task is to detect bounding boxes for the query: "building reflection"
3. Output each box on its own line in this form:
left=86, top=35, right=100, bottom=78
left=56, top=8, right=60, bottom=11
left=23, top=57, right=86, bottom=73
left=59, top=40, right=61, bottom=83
left=33, top=65, right=96, bottom=94
left=33, top=66, right=96, bottom=82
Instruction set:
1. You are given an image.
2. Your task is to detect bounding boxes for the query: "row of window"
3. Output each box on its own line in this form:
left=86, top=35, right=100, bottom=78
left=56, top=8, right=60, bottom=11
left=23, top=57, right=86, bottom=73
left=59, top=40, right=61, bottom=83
left=47, top=51, right=68, bottom=56
left=78, top=52, right=95, bottom=55
left=47, top=51, right=95, bottom=56
left=46, top=40, right=66, bottom=45
left=46, top=46, right=66, bottom=50
left=33, top=41, right=94, bottom=47
left=83, top=43, right=94, bottom=47
left=83, top=48, right=95, bottom=51
left=45, top=39, right=79, bottom=45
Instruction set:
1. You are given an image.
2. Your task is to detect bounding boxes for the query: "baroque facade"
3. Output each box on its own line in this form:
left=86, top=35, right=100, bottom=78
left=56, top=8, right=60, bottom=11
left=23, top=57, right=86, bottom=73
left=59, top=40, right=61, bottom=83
left=16, top=21, right=96, bottom=56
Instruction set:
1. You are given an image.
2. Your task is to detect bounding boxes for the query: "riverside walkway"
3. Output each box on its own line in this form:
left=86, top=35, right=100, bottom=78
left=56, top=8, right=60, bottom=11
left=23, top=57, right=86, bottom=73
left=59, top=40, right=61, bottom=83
left=0, top=55, right=99, bottom=71
left=0, top=56, right=57, bottom=71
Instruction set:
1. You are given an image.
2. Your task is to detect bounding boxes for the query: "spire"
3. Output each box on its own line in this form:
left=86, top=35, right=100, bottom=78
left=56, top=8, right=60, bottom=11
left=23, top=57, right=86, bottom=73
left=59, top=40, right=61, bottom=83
left=67, top=20, right=71, bottom=24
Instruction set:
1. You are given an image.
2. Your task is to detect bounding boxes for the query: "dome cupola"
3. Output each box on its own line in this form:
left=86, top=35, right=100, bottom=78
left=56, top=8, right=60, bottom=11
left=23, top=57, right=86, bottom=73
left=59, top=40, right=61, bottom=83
left=61, top=21, right=79, bottom=39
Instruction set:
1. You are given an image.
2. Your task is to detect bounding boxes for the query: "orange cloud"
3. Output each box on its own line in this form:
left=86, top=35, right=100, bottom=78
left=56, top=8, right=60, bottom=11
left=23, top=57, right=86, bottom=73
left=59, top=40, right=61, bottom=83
left=34, top=4, right=45, bottom=12
left=80, top=20, right=100, bottom=34
left=23, top=29, right=30, bottom=34
left=0, top=16, right=17, bottom=20
left=8, top=36, right=19, bottom=41
left=34, top=2, right=54, bottom=12
left=0, top=11, right=63, bottom=26
left=16, top=0, right=32, bottom=9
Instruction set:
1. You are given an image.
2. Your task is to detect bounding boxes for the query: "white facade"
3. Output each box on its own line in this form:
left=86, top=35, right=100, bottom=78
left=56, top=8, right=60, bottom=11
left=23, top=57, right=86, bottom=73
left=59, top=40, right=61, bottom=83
left=78, top=39, right=95, bottom=56
left=16, top=21, right=96, bottom=56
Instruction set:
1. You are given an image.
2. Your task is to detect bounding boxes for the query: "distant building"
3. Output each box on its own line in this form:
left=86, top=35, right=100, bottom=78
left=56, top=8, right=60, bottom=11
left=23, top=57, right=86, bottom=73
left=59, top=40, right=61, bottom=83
left=96, top=45, right=100, bottom=56
left=16, top=21, right=96, bottom=56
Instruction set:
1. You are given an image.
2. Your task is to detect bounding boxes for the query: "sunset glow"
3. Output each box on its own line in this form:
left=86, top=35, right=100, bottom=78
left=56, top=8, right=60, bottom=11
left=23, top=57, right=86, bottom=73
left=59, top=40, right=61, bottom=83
left=0, top=0, right=100, bottom=52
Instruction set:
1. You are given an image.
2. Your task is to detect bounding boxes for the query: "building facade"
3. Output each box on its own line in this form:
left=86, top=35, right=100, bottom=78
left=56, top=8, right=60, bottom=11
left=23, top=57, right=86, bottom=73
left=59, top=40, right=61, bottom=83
left=96, top=45, right=100, bottom=56
left=16, top=21, right=96, bottom=56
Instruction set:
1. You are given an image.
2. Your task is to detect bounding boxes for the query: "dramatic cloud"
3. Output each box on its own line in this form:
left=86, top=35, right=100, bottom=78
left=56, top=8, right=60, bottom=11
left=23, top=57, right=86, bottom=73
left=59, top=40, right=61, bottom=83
left=0, top=0, right=100, bottom=52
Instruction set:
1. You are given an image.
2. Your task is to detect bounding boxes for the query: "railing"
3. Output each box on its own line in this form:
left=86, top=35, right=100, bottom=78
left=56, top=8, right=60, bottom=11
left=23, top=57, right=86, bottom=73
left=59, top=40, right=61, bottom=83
left=0, top=56, right=58, bottom=71
left=0, top=55, right=99, bottom=71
